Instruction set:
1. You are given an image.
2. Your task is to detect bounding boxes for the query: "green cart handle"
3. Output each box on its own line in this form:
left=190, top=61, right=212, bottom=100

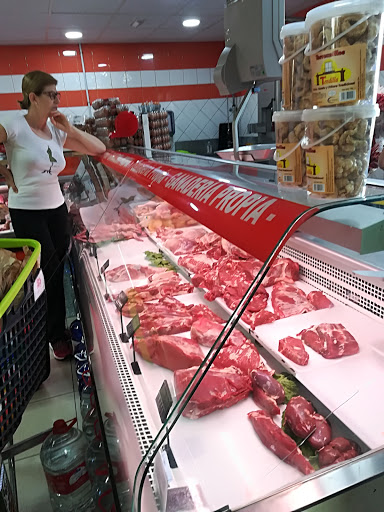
left=0, top=239, right=41, bottom=318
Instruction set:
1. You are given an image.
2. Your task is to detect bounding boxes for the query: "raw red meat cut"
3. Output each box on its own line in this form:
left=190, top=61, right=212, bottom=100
left=149, top=271, right=179, bottom=284
left=221, top=238, right=253, bottom=259
left=163, top=237, right=200, bottom=255
left=190, top=318, right=247, bottom=348
left=189, top=305, right=223, bottom=324
left=126, top=276, right=193, bottom=303
left=284, top=396, right=316, bottom=438
left=307, top=291, right=334, bottom=310
left=318, top=438, right=360, bottom=468
left=248, top=410, right=314, bottom=475
left=308, top=413, right=332, bottom=450
left=178, top=254, right=215, bottom=274
left=263, top=258, right=300, bottom=287
left=251, top=370, right=285, bottom=405
left=134, top=335, right=204, bottom=371
left=156, top=227, right=207, bottom=242
left=75, top=223, right=143, bottom=244
left=106, top=264, right=164, bottom=282
left=243, top=310, right=278, bottom=329
left=175, top=366, right=252, bottom=419
left=285, top=396, right=331, bottom=450
left=252, top=385, right=280, bottom=416
left=272, top=282, right=315, bottom=319
left=278, top=337, right=309, bottom=366
left=299, top=324, right=359, bottom=359
left=213, top=341, right=261, bottom=376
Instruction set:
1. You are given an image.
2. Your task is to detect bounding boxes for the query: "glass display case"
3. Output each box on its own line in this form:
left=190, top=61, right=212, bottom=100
left=67, top=148, right=384, bottom=512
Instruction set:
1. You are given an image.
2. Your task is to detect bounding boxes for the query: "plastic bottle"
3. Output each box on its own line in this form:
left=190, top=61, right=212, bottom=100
left=70, top=318, right=83, bottom=343
left=40, top=418, right=94, bottom=512
left=80, top=385, right=96, bottom=422
left=104, top=414, right=131, bottom=509
left=82, top=406, right=99, bottom=444
left=86, top=428, right=115, bottom=511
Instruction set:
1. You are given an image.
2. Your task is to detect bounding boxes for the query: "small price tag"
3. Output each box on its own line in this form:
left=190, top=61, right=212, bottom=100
left=156, top=380, right=173, bottom=424
left=126, top=314, right=140, bottom=339
left=115, top=291, right=128, bottom=312
left=33, top=270, right=45, bottom=302
left=100, top=259, right=110, bottom=276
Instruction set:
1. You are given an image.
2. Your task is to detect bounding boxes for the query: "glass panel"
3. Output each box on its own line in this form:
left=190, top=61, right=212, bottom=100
left=67, top=151, right=384, bottom=512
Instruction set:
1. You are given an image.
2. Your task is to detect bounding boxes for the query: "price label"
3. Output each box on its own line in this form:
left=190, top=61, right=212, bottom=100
left=115, top=291, right=128, bottom=312
left=126, top=314, right=140, bottom=339
left=33, top=270, right=45, bottom=302
left=156, top=380, right=173, bottom=424
left=100, top=259, right=110, bottom=276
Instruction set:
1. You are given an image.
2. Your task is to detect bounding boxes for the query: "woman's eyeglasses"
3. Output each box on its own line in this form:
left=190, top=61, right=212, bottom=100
left=42, top=91, right=61, bottom=101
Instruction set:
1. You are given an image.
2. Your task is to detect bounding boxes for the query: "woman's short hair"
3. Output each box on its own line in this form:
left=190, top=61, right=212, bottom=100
left=18, top=70, right=57, bottom=110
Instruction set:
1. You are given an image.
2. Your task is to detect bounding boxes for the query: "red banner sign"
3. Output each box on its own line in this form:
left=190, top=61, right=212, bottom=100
left=99, top=151, right=317, bottom=262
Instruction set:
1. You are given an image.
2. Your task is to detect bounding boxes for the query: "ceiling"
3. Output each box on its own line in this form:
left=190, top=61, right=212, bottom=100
left=0, top=0, right=322, bottom=45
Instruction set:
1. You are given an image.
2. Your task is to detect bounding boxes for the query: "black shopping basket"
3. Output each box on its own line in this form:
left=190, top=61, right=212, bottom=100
left=0, top=239, right=48, bottom=452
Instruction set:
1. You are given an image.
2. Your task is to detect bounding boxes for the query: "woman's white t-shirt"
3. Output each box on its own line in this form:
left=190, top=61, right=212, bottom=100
left=2, top=115, right=67, bottom=210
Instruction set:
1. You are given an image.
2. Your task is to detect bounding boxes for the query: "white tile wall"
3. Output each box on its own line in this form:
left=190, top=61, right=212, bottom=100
left=110, top=71, right=128, bottom=89
left=155, top=70, right=170, bottom=87
left=183, top=69, right=198, bottom=85
left=95, top=71, right=113, bottom=89
left=197, top=68, right=211, bottom=85
left=62, top=72, right=82, bottom=91
left=125, top=71, right=141, bottom=88
left=0, top=75, right=15, bottom=93
left=11, top=74, right=23, bottom=92
left=169, top=69, right=184, bottom=86
left=140, top=70, right=156, bottom=87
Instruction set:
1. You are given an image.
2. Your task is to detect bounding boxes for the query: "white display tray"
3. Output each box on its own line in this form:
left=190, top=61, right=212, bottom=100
left=87, top=230, right=384, bottom=510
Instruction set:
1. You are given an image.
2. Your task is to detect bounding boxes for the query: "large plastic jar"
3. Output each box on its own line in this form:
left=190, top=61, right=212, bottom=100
left=302, top=104, right=379, bottom=199
left=305, top=0, right=384, bottom=107
left=280, top=22, right=312, bottom=110
left=273, top=110, right=306, bottom=189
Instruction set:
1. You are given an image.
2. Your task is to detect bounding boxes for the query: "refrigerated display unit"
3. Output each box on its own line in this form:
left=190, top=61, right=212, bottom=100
left=66, top=147, right=384, bottom=512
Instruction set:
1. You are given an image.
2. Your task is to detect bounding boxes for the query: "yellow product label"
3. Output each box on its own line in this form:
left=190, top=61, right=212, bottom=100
left=310, top=44, right=366, bottom=106
left=282, top=61, right=293, bottom=110
left=306, top=146, right=335, bottom=195
left=276, top=143, right=303, bottom=186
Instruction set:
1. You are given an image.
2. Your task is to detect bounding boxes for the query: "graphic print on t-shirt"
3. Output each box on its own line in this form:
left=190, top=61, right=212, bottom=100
left=42, top=146, right=58, bottom=175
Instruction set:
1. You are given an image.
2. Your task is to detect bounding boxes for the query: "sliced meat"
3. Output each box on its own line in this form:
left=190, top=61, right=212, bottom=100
left=214, top=341, right=261, bottom=376
left=272, top=282, right=315, bottom=319
left=263, top=258, right=300, bottom=287
left=251, top=370, right=285, bottom=405
left=318, top=438, right=360, bottom=468
left=299, top=324, right=359, bottom=359
left=307, top=291, right=334, bottom=310
left=278, top=336, right=309, bottom=366
left=189, top=304, right=223, bottom=324
left=248, top=410, right=314, bottom=475
left=284, top=396, right=316, bottom=438
left=178, top=254, right=215, bottom=274
left=134, top=335, right=204, bottom=371
left=190, top=318, right=247, bottom=348
left=243, top=310, right=278, bottom=329
left=175, top=366, right=252, bottom=419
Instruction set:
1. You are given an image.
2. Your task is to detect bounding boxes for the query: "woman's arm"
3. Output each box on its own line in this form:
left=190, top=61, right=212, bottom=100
left=50, top=112, right=106, bottom=155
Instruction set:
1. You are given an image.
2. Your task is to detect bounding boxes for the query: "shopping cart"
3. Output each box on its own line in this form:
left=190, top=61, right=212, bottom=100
left=0, top=239, right=49, bottom=512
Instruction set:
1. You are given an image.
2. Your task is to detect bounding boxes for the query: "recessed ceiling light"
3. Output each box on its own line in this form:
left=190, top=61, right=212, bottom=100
left=131, top=19, right=144, bottom=28
left=183, top=18, right=200, bottom=28
left=65, top=31, right=83, bottom=39
left=98, top=63, right=108, bottom=68
left=141, top=53, right=154, bottom=60
left=63, top=50, right=77, bottom=56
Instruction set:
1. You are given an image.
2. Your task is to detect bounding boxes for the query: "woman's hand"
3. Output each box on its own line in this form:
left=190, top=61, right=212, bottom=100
left=0, top=165, right=17, bottom=193
left=49, top=111, right=72, bottom=134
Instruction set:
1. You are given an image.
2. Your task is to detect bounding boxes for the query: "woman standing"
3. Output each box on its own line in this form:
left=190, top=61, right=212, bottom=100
left=0, top=70, right=106, bottom=360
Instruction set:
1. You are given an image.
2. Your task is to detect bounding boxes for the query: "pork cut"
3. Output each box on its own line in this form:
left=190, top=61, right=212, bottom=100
left=299, top=323, right=359, bottom=359
left=174, top=366, right=252, bottom=419
left=106, top=264, right=164, bottom=282
left=263, top=258, right=300, bottom=287
left=318, top=438, right=360, bottom=468
left=278, top=336, right=309, bottom=366
left=221, top=238, right=253, bottom=259
left=307, top=291, right=334, bottom=310
left=213, top=341, right=261, bottom=376
left=178, top=254, right=215, bottom=274
left=189, top=304, right=223, bottom=324
left=248, top=410, right=314, bottom=475
left=134, top=335, right=204, bottom=371
left=272, top=282, right=315, bottom=319
left=243, top=310, right=278, bottom=329
left=190, top=318, right=247, bottom=348
left=126, top=276, right=193, bottom=303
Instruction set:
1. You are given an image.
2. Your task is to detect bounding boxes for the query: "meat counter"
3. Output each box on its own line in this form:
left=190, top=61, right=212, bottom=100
left=67, top=149, right=384, bottom=512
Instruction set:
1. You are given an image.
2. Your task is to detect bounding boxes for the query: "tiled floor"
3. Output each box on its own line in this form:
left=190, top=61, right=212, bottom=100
left=11, top=350, right=81, bottom=512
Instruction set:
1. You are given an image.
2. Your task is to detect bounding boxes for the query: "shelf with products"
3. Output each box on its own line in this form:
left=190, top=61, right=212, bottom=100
left=67, top=149, right=384, bottom=512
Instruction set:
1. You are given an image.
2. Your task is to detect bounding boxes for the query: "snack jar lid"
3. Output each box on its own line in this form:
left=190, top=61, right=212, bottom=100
left=302, top=104, right=380, bottom=122
left=272, top=110, right=303, bottom=123
left=305, top=0, right=384, bottom=30
left=280, top=21, right=307, bottom=39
